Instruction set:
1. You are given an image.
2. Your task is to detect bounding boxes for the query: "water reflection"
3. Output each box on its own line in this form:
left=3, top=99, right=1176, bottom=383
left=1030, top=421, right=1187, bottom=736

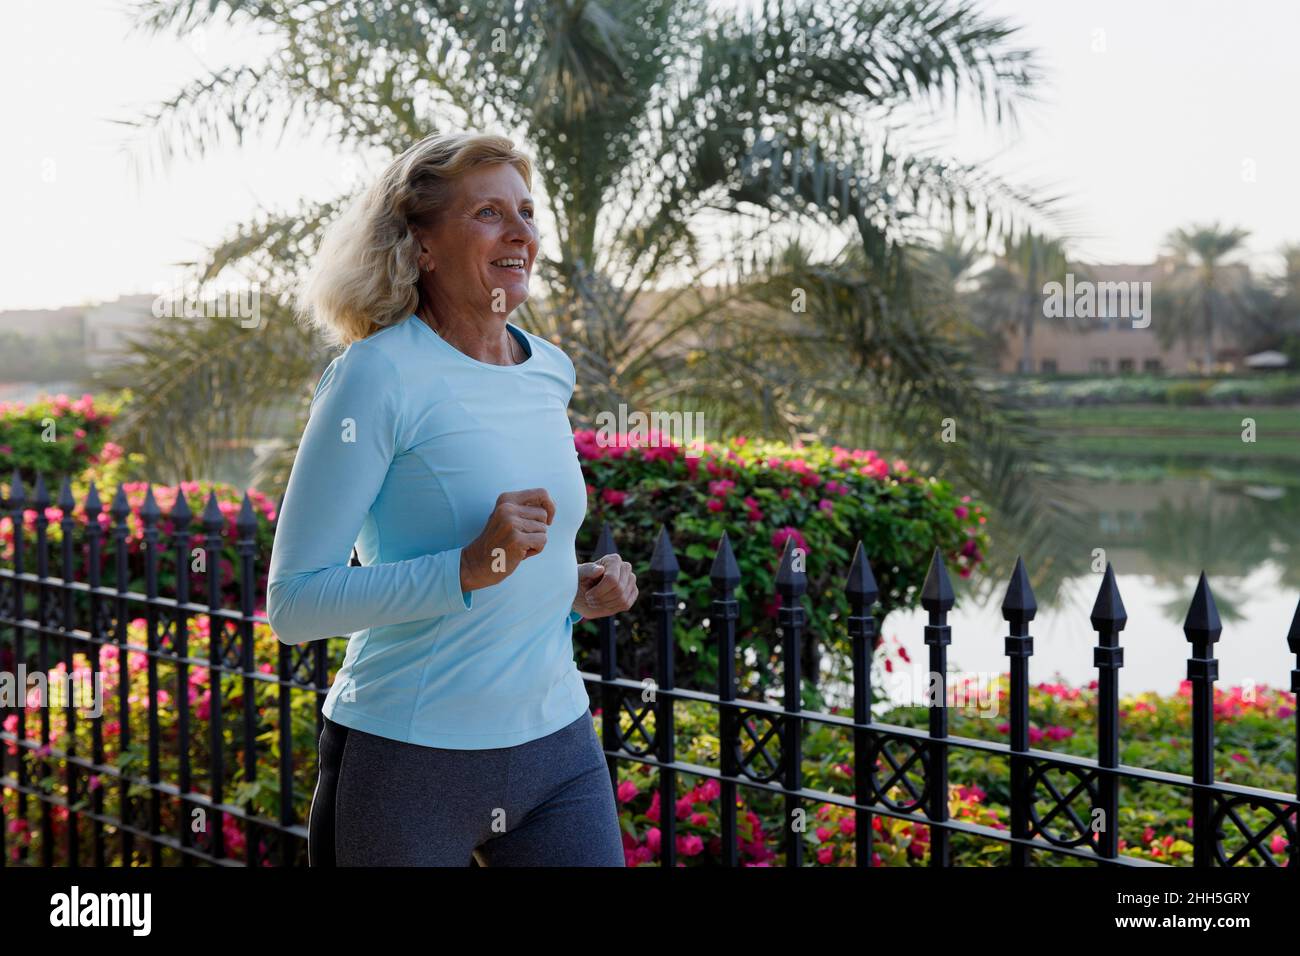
left=884, top=476, right=1299, bottom=696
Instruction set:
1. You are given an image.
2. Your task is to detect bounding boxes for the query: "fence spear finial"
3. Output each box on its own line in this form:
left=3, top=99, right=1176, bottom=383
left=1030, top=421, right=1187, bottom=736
left=34, top=472, right=50, bottom=510
left=649, top=524, right=678, bottom=577
left=7, top=468, right=25, bottom=507
left=236, top=491, right=257, bottom=535
left=775, top=534, right=806, bottom=594
left=845, top=540, right=878, bottom=606
left=1183, top=571, right=1223, bottom=643
left=58, top=475, right=75, bottom=513
left=920, top=547, right=954, bottom=611
left=84, top=480, right=101, bottom=518
left=1090, top=562, right=1127, bottom=630
left=590, top=520, right=617, bottom=562
left=141, top=484, right=161, bottom=522
left=1001, top=554, right=1037, bottom=621
left=169, top=484, right=192, bottom=525
left=710, top=531, right=740, bottom=589
left=202, top=489, right=223, bottom=530
left=110, top=482, right=129, bottom=520
left=1285, top=595, right=1299, bottom=654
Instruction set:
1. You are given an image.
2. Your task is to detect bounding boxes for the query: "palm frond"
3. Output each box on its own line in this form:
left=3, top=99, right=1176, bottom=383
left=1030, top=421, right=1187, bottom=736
left=92, top=299, right=329, bottom=488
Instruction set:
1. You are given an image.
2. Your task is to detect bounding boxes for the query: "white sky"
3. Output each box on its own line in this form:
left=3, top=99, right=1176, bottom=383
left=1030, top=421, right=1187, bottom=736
left=2, top=0, right=1297, bottom=311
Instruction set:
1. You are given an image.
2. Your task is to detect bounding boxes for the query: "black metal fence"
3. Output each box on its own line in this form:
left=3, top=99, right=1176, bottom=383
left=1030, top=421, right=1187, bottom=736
left=2, top=471, right=1298, bottom=867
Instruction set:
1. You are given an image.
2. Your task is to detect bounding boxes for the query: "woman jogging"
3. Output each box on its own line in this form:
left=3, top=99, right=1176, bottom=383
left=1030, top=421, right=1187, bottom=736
left=266, top=130, right=637, bottom=866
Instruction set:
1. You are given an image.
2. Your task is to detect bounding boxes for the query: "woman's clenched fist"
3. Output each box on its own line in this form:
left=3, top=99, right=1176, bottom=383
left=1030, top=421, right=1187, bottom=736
left=460, top=488, right=556, bottom=591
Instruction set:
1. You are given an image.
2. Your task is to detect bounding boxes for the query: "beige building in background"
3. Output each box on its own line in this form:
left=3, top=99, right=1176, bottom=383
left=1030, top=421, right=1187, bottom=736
left=997, top=258, right=1248, bottom=375
left=82, top=295, right=157, bottom=370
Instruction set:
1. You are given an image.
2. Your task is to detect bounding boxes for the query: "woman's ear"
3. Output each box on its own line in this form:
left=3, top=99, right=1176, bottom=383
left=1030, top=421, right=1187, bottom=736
left=411, top=222, right=434, bottom=272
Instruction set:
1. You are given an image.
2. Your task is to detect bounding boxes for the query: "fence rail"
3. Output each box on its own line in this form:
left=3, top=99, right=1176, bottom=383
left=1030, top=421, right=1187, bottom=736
left=2, top=471, right=1298, bottom=867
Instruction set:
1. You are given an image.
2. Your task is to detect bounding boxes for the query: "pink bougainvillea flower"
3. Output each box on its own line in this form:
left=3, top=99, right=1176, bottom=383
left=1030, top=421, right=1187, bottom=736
left=771, top=526, right=807, bottom=555
left=675, top=794, right=695, bottom=819
left=696, top=778, right=720, bottom=801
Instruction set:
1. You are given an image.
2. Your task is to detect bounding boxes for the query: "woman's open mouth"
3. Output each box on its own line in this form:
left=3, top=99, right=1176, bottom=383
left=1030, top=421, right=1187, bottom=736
left=490, top=257, right=527, bottom=274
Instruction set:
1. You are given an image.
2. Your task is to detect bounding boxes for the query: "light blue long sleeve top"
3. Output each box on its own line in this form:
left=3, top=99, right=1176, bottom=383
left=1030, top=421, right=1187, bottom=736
left=266, top=313, right=591, bottom=749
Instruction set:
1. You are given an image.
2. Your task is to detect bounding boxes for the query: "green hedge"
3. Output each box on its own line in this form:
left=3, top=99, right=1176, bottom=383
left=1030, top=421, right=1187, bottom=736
left=570, top=429, right=989, bottom=711
left=9, top=650, right=1290, bottom=866
left=0, top=390, right=143, bottom=488
left=993, top=374, right=1300, bottom=407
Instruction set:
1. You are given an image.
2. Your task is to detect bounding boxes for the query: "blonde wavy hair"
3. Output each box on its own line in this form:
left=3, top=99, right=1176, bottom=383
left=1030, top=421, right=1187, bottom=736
left=296, top=131, right=535, bottom=348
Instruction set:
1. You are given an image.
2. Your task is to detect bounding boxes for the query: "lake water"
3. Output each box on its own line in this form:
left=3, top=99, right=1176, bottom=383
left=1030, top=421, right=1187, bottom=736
left=881, top=475, right=1299, bottom=698
left=0, top=381, right=86, bottom=405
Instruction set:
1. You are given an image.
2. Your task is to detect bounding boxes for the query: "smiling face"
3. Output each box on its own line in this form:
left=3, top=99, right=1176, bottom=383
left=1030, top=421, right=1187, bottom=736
left=413, top=163, right=539, bottom=319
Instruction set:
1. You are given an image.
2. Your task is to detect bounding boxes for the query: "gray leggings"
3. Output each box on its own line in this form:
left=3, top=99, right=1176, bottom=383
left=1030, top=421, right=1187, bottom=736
left=308, top=709, right=625, bottom=866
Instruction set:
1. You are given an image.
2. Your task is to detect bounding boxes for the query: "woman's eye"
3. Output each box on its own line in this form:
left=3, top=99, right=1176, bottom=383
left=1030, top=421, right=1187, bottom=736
left=478, top=206, right=534, bottom=220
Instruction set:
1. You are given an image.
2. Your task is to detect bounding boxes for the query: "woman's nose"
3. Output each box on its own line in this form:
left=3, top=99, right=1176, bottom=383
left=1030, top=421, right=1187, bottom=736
left=502, top=209, right=536, bottom=241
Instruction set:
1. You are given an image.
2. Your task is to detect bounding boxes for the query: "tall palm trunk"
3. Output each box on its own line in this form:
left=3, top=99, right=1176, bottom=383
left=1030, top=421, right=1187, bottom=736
left=1020, top=255, right=1039, bottom=374
left=1202, top=290, right=1214, bottom=374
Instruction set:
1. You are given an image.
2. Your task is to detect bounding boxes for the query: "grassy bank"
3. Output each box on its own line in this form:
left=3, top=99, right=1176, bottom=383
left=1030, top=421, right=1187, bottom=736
left=995, top=373, right=1300, bottom=407
left=1032, top=405, right=1300, bottom=463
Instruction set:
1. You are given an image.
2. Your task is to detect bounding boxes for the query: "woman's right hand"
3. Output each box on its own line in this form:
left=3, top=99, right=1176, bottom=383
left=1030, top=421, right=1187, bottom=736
left=460, top=488, right=556, bottom=592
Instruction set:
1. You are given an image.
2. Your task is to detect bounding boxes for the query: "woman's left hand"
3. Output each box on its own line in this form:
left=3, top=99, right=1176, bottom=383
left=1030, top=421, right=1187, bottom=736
left=571, top=554, right=638, bottom=620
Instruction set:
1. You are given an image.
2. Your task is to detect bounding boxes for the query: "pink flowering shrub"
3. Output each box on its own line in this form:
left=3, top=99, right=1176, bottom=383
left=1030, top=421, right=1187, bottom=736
left=2, top=614, right=340, bottom=866
left=600, top=662, right=1295, bottom=867
left=573, top=430, right=989, bottom=711
left=0, top=391, right=143, bottom=491
left=599, top=696, right=1006, bottom=867
left=878, top=653, right=1297, bottom=867
left=0, top=479, right=278, bottom=617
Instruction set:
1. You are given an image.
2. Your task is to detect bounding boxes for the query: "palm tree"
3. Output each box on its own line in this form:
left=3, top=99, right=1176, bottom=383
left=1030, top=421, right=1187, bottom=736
left=105, top=0, right=1061, bottom=518
left=921, top=230, right=985, bottom=291
left=1251, top=242, right=1300, bottom=364
left=1280, top=243, right=1300, bottom=302
left=910, top=229, right=984, bottom=334
left=968, top=229, right=1072, bottom=374
left=1278, top=243, right=1300, bottom=363
left=1156, top=223, right=1254, bottom=375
